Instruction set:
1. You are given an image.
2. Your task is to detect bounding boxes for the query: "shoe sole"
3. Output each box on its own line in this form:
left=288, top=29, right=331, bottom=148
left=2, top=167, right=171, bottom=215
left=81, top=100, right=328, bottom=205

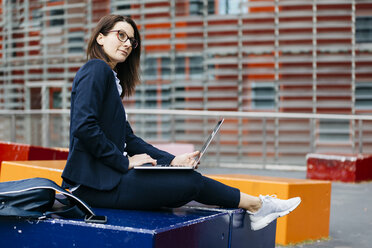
left=250, top=197, right=301, bottom=231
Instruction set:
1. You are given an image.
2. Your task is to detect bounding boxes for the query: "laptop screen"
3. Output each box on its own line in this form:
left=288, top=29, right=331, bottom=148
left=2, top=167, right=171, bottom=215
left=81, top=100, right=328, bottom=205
left=194, top=118, right=224, bottom=165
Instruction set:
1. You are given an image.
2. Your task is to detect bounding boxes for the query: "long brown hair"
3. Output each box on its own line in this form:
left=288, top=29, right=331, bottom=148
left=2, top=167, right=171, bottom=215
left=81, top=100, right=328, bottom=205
left=87, top=15, right=141, bottom=98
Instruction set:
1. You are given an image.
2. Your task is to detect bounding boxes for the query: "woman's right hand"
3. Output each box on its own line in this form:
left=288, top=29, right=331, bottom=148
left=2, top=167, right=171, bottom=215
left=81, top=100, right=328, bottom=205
left=128, top=154, right=157, bottom=169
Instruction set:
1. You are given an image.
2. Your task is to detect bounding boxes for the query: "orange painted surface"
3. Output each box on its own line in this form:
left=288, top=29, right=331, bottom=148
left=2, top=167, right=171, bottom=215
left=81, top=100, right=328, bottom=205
left=207, top=174, right=331, bottom=245
left=0, top=160, right=65, bottom=185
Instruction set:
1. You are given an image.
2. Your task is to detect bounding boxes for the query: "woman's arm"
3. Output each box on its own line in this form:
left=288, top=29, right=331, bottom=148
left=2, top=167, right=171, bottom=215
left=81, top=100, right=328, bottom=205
left=71, top=60, right=129, bottom=173
left=124, top=121, right=200, bottom=167
left=124, top=121, right=175, bottom=165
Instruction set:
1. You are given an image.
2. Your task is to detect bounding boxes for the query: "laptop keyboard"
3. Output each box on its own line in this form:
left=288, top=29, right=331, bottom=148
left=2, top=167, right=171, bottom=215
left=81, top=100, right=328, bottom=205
left=141, top=163, right=170, bottom=167
left=140, top=163, right=191, bottom=167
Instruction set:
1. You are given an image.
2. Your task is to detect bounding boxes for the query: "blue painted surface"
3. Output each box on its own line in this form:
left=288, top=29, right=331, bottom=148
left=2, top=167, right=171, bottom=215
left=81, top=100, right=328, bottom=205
left=229, top=208, right=276, bottom=248
left=181, top=205, right=276, bottom=248
left=0, top=207, right=230, bottom=248
left=0, top=206, right=276, bottom=247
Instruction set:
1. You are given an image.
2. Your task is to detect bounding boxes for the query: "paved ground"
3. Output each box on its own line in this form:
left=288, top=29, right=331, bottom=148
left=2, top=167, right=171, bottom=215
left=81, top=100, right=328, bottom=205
left=199, top=167, right=372, bottom=248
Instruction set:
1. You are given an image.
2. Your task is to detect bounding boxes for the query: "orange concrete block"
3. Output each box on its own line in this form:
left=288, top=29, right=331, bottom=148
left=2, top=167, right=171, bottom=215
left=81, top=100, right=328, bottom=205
left=207, top=174, right=331, bottom=245
left=0, top=160, right=65, bottom=185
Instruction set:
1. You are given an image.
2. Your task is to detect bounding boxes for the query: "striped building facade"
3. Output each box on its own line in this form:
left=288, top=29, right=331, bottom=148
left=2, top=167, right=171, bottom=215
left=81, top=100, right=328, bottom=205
left=1, top=0, right=372, bottom=167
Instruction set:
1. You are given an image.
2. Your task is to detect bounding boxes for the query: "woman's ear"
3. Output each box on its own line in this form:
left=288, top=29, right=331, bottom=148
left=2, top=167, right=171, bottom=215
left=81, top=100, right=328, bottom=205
left=96, top=33, right=104, bottom=46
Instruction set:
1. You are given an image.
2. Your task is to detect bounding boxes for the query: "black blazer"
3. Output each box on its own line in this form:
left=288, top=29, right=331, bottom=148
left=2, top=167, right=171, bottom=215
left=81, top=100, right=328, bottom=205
left=62, top=59, right=175, bottom=190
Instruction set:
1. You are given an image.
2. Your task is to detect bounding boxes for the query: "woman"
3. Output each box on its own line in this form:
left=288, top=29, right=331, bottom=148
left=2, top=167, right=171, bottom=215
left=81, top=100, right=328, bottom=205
left=62, top=14, right=301, bottom=231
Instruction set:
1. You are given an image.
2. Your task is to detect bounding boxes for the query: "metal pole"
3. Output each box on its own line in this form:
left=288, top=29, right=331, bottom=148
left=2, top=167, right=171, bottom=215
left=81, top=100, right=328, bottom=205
left=41, top=85, right=49, bottom=147
left=202, top=0, right=209, bottom=138
left=87, top=0, right=92, bottom=35
left=312, top=0, right=317, bottom=153
left=5, top=0, right=12, bottom=107
left=263, top=117, right=267, bottom=168
left=24, top=0, right=31, bottom=145
left=170, top=0, right=176, bottom=142
left=139, top=0, right=146, bottom=137
left=62, top=83, right=69, bottom=147
left=274, top=0, right=280, bottom=164
left=359, top=119, right=363, bottom=154
left=351, top=0, right=356, bottom=153
left=10, top=114, right=16, bottom=142
left=237, top=0, right=244, bottom=164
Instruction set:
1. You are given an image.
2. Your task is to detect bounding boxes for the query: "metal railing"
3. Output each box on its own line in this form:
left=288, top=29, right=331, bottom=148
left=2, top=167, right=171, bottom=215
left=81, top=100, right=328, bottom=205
left=1, top=108, right=372, bottom=170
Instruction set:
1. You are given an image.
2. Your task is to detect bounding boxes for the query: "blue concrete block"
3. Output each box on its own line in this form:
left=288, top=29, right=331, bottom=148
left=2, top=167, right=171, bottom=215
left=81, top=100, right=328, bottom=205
left=0, top=207, right=230, bottom=248
left=182, top=205, right=276, bottom=248
left=229, top=208, right=276, bottom=248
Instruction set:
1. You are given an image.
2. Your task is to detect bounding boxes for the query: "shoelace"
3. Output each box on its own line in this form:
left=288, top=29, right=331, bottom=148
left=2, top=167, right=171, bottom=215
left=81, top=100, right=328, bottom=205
left=261, top=195, right=279, bottom=210
left=262, top=194, right=278, bottom=202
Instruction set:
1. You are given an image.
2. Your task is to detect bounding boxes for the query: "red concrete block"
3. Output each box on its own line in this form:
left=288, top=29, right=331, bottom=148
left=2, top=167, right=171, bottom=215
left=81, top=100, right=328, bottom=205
left=0, top=142, right=68, bottom=175
left=0, top=142, right=29, bottom=162
left=306, top=153, right=372, bottom=182
left=0, top=142, right=68, bottom=162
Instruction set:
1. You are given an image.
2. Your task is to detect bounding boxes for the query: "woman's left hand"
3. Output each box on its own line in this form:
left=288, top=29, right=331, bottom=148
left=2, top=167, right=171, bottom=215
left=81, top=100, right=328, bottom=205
left=170, top=151, right=200, bottom=168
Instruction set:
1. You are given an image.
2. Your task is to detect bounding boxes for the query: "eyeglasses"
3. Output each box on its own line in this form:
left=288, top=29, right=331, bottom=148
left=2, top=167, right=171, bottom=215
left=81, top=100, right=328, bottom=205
left=108, top=30, right=138, bottom=49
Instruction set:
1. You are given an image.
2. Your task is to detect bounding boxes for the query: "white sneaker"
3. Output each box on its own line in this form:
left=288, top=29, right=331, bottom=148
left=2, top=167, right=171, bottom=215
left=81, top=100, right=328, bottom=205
left=248, top=195, right=301, bottom=231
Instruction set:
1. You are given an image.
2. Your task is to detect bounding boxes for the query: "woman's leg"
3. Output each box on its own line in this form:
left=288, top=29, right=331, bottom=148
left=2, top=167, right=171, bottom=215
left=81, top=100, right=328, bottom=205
left=192, top=174, right=240, bottom=208
left=73, top=170, right=242, bottom=210
left=72, top=169, right=301, bottom=231
left=116, top=170, right=206, bottom=209
left=192, top=176, right=261, bottom=212
left=238, top=193, right=262, bottom=212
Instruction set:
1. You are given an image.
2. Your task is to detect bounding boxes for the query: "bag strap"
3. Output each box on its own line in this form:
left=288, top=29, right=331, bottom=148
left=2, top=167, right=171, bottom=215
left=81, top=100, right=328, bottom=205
left=0, top=178, right=95, bottom=219
left=45, top=205, right=86, bottom=219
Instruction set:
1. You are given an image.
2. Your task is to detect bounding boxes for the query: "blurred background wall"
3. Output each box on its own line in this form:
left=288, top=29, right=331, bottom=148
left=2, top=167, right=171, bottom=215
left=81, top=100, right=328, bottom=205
left=1, top=0, right=372, bottom=169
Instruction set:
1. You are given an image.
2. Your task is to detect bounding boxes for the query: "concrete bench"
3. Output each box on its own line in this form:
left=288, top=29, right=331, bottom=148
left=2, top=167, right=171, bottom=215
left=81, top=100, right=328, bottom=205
left=0, top=160, right=324, bottom=246
left=0, top=142, right=68, bottom=176
left=0, top=160, right=66, bottom=184
left=307, top=153, right=372, bottom=182
left=0, top=195, right=276, bottom=248
left=207, top=174, right=331, bottom=245
left=0, top=142, right=68, bottom=162
left=183, top=203, right=276, bottom=248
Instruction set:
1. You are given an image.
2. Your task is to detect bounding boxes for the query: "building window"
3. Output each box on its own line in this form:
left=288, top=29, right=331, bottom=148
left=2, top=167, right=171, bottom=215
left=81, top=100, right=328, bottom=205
left=356, top=82, right=372, bottom=109
left=31, top=9, right=42, bottom=27
left=190, top=0, right=215, bottom=15
left=189, top=56, right=203, bottom=79
left=219, top=0, right=248, bottom=15
left=176, top=57, right=185, bottom=79
left=318, top=120, right=350, bottom=142
left=356, top=16, right=372, bottom=43
left=50, top=9, right=64, bottom=26
left=144, top=56, right=187, bottom=80
left=144, top=58, right=158, bottom=79
left=52, top=91, right=62, bottom=109
left=161, top=57, right=171, bottom=80
left=251, top=82, right=275, bottom=110
left=117, top=4, right=130, bottom=10
left=68, top=31, right=84, bottom=54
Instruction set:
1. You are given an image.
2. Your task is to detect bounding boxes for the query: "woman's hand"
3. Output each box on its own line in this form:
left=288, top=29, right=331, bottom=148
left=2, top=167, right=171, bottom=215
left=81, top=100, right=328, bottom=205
left=128, top=154, right=156, bottom=169
left=170, top=151, right=200, bottom=168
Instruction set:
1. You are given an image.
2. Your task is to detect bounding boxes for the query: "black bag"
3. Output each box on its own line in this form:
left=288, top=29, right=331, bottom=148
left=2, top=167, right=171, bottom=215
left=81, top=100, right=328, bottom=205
left=0, top=177, right=95, bottom=220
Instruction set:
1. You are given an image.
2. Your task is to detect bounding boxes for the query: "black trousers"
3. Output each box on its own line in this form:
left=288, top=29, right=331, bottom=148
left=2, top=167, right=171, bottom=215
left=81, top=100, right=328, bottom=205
left=72, top=169, right=240, bottom=210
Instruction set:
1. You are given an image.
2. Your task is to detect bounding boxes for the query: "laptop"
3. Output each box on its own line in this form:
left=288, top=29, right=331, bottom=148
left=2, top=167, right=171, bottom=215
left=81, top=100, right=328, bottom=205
left=134, top=118, right=224, bottom=170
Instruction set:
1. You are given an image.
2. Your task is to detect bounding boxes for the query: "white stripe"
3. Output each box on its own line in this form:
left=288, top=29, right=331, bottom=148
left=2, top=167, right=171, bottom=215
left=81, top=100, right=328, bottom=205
left=0, top=186, right=95, bottom=216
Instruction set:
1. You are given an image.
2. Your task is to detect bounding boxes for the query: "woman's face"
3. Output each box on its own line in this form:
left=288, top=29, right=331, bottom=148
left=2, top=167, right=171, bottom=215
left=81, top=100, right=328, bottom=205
left=96, top=21, right=135, bottom=67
